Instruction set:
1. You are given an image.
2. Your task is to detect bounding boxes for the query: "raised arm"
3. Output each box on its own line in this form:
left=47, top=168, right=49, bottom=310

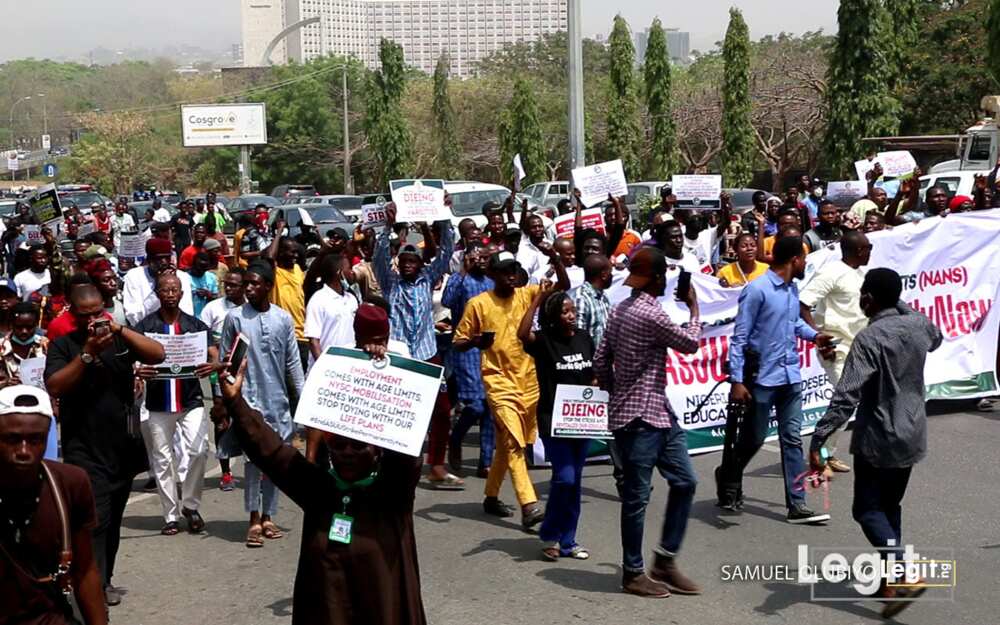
left=425, top=219, right=455, bottom=283
left=517, top=288, right=547, bottom=347
left=372, top=205, right=398, bottom=295
left=604, top=195, right=626, bottom=257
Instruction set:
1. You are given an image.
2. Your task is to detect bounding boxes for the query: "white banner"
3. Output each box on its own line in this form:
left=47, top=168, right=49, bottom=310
left=294, top=347, right=443, bottom=457
left=390, top=179, right=449, bottom=222
left=571, top=159, right=628, bottom=208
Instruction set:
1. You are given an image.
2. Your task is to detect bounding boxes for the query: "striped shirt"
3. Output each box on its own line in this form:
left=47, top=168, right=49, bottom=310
left=136, top=312, right=209, bottom=413
left=572, top=281, right=611, bottom=346
left=595, top=291, right=702, bottom=430
left=373, top=226, right=454, bottom=361
left=441, top=272, right=494, bottom=401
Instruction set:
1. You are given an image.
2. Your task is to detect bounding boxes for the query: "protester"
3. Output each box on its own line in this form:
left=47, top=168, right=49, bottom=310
left=374, top=204, right=461, bottom=488
left=0, top=385, right=108, bottom=625
left=264, top=232, right=309, bottom=371
left=681, top=192, right=731, bottom=267
left=594, top=246, right=703, bottom=597
left=188, top=251, right=219, bottom=318
left=0, top=302, right=49, bottom=387
left=441, top=241, right=495, bottom=478
left=178, top=223, right=208, bottom=270
left=152, top=199, right=170, bottom=223
left=219, top=303, right=428, bottom=625
left=45, top=284, right=166, bottom=606
left=572, top=253, right=612, bottom=345
left=803, top=200, right=843, bottom=252
left=170, top=200, right=194, bottom=251
left=135, top=273, right=222, bottom=535
left=233, top=214, right=265, bottom=269
left=220, top=261, right=305, bottom=548
left=717, top=233, right=768, bottom=288
left=304, top=253, right=359, bottom=363
left=14, top=245, right=51, bottom=301
left=800, top=230, right=872, bottom=473
left=516, top=212, right=552, bottom=277
left=810, top=268, right=942, bottom=619
left=649, top=220, right=708, bottom=274
left=722, top=236, right=833, bottom=522
left=518, top=287, right=594, bottom=561
left=122, top=238, right=194, bottom=326
left=532, top=238, right=583, bottom=288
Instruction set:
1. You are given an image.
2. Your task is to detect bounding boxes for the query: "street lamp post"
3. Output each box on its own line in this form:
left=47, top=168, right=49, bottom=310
left=567, top=0, right=585, bottom=191
left=8, top=95, right=31, bottom=181
left=37, top=93, right=47, bottom=137
left=342, top=65, right=353, bottom=195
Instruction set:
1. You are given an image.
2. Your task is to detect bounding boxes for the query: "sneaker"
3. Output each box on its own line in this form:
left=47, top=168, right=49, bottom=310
left=827, top=456, right=851, bottom=473
left=649, top=553, right=702, bottom=595
left=787, top=504, right=830, bottom=524
left=483, top=496, right=514, bottom=518
left=622, top=571, right=671, bottom=598
left=220, top=472, right=235, bottom=491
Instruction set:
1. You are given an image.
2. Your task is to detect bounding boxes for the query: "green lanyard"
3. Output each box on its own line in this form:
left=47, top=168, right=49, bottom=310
left=326, top=467, right=378, bottom=545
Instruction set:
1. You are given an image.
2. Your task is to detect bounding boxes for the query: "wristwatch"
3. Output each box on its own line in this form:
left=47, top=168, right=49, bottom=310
left=80, top=351, right=95, bottom=365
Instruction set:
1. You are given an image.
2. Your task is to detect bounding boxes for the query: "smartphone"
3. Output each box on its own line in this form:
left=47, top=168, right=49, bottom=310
left=92, top=318, right=111, bottom=336
left=675, top=269, right=692, bottom=302
left=225, top=333, right=250, bottom=383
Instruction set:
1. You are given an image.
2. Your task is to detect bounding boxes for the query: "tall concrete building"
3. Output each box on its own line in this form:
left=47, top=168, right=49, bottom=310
left=633, top=26, right=691, bottom=66
left=244, top=0, right=566, bottom=77
left=241, top=0, right=287, bottom=65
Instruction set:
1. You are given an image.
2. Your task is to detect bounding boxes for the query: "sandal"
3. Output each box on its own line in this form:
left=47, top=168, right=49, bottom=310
left=541, top=543, right=561, bottom=562
left=246, top=524, right=264, bottom=548
left=427, top=472, right=465, bottom=491
left=161, top=521, right=180, bottom=536
left=562, top=545, right=590, bottom=560
left=261, top=521, right=284, bottom=540
left=182, top=508, right=206, bottom=534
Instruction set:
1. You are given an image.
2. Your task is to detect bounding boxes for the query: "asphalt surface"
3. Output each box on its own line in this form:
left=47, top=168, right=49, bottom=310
left=111, top=402, right=999, bottom=624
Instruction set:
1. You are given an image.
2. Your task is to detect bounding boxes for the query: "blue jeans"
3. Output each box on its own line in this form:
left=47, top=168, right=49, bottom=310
left=739, top=383, right=806, bottom=509
left=244, top=459, right=279, bottom=516
left=614, top=418, right=697, bottom=573
left=449, top=397, right=495, bottom=467
left=539, top=436, right=589, bottom=552
left=852, top=456, right=912, bottom=561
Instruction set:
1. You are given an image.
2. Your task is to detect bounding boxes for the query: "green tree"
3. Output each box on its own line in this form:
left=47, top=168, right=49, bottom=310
left=987, top=0, right=1000, bottom=86
left=499, top=77, right=546, bottom=184
left=366, top=39, right=413, bottom=186
left=643, top=18, right=678, bottom=180
left=432, top=54, right=461, bottom=179
left=721, top=7, right=754, bottom=187
left=824, top=0, right=899, bottom=176
left=606, top=15, right=643, bottom=179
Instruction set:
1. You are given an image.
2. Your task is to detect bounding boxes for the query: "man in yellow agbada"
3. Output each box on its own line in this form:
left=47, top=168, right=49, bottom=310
left=454, top=250, right=568, bottom=530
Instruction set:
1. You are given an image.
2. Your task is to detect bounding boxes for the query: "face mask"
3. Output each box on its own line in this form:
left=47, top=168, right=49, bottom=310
left=11, top=333, right=36, bottom=346
left=813, top=188, right=824, bottom=198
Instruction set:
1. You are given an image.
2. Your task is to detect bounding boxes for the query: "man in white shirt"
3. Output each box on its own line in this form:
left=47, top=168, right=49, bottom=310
left=799, top=230, right=872, bottom=473
left=530, top=238, right=584, bottom=288
left=14, top=246, right=51, bottom=301
left=152, top=198, right=171, bottom=223
left=516, top=214, right=551, bottom=277
left=110, top=200, right=137, bottom=251
left=200, top=268, right=246, bottom=344
left=122, top=237, right=194, bottom=325
left=654, top=220, right=713, bottom=274
left=304, top=254, right=359, bottom=365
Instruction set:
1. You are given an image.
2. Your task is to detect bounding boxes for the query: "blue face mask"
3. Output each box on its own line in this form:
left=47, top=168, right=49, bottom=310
left=11, top=333, right=36, bottom=347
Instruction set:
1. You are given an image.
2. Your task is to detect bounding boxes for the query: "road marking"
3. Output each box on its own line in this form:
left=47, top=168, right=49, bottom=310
left=127, top=464, right=225, bottom=507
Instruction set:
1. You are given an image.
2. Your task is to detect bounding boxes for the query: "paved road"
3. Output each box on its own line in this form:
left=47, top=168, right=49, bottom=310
left=111, top=403, right=999, bottom=624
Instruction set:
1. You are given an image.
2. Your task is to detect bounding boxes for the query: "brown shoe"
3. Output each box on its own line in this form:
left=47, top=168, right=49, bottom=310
left=622, top=571, right=671, bottom=598
left=827, top=456, right=851, bottom=473
left=649, top=553, right=702, bottom=595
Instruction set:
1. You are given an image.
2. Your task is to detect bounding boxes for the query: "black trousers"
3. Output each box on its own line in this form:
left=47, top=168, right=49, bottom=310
left=716, top=400, right=749, bottom=504
left=853, top=457, right=912, bottom=560
left=91, top=478, right=132, bottom=585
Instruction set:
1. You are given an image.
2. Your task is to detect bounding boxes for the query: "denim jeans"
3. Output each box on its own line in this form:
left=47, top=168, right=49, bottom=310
left=614, top=418, right=697, bottom=573
left=244, top=459, right=280, bottom=516
left=738, top=383, right=806, bottom=509
left=852, top=456, right=912, bottom=562
left=449, top=397, right=495, bottom=467
left=539, top=436, right=590, bottom=552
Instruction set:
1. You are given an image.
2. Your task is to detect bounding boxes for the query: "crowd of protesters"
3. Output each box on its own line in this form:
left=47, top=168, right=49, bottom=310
left=0, top=162, right=994, bottom=624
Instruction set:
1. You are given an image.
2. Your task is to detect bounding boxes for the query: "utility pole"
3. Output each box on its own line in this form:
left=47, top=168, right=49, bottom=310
left=567, top=0, right=585, bottom=191
left=342, top=65, right=353, bottom=194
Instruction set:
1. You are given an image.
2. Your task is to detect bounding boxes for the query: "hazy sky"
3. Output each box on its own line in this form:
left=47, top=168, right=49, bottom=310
left=0, top=0, right=839, bottom=62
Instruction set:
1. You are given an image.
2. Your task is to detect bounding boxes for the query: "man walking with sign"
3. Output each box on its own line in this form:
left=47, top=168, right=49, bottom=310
left=135, top=273, right=223, bottom=536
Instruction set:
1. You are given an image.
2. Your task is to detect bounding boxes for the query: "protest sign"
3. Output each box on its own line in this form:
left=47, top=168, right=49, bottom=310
left=876, top=150, right=918, bottom=178
left=24, top=225, right=43, bottom=245
left=551, top=385, right=613, bottom=439
left=294, top=347, right=443, bottom=457
left=360, top=194, right=389, bottom=231
left=552, top=207, right=604, bottom=239
left=671, top=175, right=723, bottom=209
left=826, top=181, right=866, bottom=208
left=29, top=183, right=63, bottom=226
left=390, top=179, right=449, bottom=222
left=118, top=232, right=147, bottom=259
left=571, top=159, right=628, bottom=208
left=606, top=211, right=1000, bottom=454
left=854, top=158, right=877, bottom=182
left=146, top=331, right=207, bottom=378
left=19, top=357, right=45, bottom=389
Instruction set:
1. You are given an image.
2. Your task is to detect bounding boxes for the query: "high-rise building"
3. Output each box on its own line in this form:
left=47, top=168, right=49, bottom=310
left=633, top=26, right=691, bottom=66
left=241, top=0, right=287, bottom=65
left=243, top=0, right=567, bottom=77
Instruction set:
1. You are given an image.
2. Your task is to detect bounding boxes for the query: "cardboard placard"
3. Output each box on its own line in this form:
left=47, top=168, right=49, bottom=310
left=389, top=179, right=449, bottom=222
left=571, top=159, right=628, bottom=208
left=671, top=175, right=723, bottom=209
left=553, top=208, right=605, bottom=239
left=550, top=384, right=613, bottom=439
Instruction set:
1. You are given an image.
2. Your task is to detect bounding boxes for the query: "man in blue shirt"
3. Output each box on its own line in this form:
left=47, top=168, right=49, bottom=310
left=725, top=236, right=833, bottom=524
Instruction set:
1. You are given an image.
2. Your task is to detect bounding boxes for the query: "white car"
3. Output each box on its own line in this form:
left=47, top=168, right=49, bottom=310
left=444, top=181, right=553, bottom=231
left=298, top=195, right=364, bottom=222
left=918, top=170, right=989, bottom=199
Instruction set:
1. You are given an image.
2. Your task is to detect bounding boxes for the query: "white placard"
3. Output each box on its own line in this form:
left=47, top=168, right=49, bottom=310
left=671, top=175, right=723, bottom=209
left=294, top=347, right=443, bottom=456
left=361, top=194, right=389, bottom=231
left=826, top=181, right=866, bottom=208
left=24, top=225, right=43, bottom=244
left=19, top=357, right=46, bottom=389
left=875, top=150, right=918, bottom=179
left=390, top=179, right=450, bottom=222
left=118, top=232, right=147, bottom=259
left=146, top=331, right=207, bottom=378
left=571, top=159, right=628, bottom=208
left=552, top=208, right=605, bottom=239
left=181, top=103, right=268, bottom=147
left=7, top=158, right=18, bottom=171
left=854, top=158, right=877, bottom=182
left=551, top=384, right=613, bottom=439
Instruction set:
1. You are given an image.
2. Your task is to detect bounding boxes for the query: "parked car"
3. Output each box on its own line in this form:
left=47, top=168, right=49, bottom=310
left=299, top=195, right=364, bottom=222
left=918, top=170, right=988, bottom=200
left=160, top=191, right=184, bottom=205
left=229, top=194, right=282, bottom=213
left=724, top=188, right=774, bottom=214
left=445, top=181, right=554, bottom=231
left=270, top=184, right=318, bottom=200
left=268, top=205, right=353, bottom=242
left=59, top=191, right=111, bottom=213
left=522, top=181, right=570, bottom=211
left=128, top=200, right=179, bottom=224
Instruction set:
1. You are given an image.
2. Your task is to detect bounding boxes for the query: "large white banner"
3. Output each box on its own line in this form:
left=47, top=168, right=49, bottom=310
left=606, top=211, right=1000, bottom=453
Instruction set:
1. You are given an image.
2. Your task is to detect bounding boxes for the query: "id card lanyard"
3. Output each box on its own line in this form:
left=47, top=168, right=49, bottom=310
left=327, top=468, right=377, bottom=545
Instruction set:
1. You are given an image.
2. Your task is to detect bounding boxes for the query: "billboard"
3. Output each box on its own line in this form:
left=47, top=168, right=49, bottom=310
left=181, top=103, right=267, bottom=147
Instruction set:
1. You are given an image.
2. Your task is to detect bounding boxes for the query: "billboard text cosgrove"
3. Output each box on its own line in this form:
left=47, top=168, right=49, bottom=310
left=181, top=103, right=268, bottom=147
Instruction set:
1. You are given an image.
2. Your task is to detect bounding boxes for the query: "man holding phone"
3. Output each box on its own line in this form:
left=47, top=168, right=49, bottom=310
left=44, top=284, right=166, bottom=607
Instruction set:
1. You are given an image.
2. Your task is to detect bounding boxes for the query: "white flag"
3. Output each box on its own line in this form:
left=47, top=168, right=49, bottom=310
left=513, top=154, right=526, bottom=191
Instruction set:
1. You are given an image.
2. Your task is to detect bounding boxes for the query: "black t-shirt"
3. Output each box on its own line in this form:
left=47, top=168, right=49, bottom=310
left=171, top=214, right=193, bottom=250
left=45, top=333, right=146, bottom=490
left=134, top=311, right=209, bottom=412
left=525, top=329, right=595, bottom=438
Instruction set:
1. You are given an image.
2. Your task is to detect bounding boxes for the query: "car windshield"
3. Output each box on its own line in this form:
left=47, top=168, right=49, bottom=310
left=61, top=192, right=103, bottom=208
left=449, top=189, right=510, bottom=216
left=243, top=196, right=281, bottom=210
left=308, top=206, right=348, bottom=222
left=326, top=197, right=362, bottom=212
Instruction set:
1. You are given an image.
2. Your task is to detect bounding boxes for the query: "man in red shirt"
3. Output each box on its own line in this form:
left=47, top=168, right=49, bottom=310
left=178, top=224, right=208, bottom=270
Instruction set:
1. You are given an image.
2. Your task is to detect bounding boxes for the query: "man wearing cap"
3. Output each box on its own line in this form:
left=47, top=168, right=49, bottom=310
left=374, top=204, right=460, bottom=488
left=45, top=284, right=166, bottom=607
left=594, top=246, right=703, bottom=598
left=0, top=384, right=109, bottom=625
left=454, top=248, right=569, bottom=528
left=122, top=238, right=194, bottom=326
left=201, top=237, right=228, bottom=283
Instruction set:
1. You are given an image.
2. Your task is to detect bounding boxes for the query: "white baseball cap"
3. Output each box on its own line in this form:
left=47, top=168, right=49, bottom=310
left=0, top=385, right=54, bottom=418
